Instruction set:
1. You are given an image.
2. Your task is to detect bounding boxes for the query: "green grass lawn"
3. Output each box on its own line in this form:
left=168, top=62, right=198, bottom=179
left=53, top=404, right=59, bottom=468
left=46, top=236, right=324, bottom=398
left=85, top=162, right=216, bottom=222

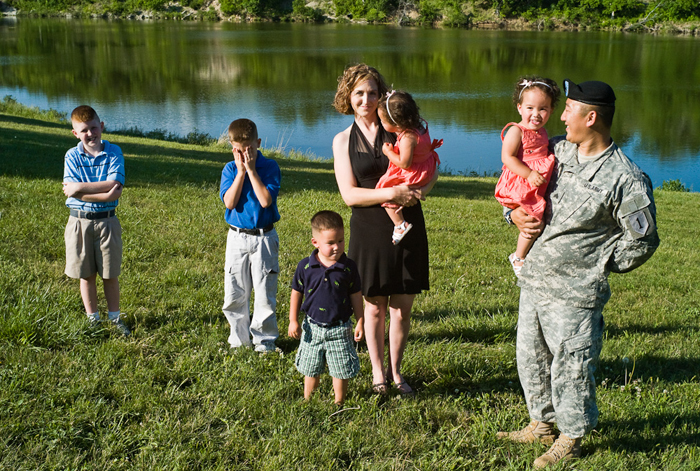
left=1, top=110, right=699, bottom=470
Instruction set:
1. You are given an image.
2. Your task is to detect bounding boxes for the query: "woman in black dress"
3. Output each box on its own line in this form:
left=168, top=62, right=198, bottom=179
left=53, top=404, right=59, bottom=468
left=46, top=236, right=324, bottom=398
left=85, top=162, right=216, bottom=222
left=332, top=64, right=434, bottom=395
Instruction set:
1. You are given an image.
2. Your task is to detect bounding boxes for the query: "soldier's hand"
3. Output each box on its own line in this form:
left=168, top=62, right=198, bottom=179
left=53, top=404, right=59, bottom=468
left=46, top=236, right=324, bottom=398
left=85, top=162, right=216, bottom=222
left=512, top=207, right=543, bottom=238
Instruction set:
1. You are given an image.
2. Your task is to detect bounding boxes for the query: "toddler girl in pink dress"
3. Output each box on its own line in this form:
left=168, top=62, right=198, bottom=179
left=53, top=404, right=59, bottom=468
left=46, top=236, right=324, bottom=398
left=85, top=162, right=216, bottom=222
left=377, top=90, right=442, bottom=245
left=495, top=76, right=561, bottom=276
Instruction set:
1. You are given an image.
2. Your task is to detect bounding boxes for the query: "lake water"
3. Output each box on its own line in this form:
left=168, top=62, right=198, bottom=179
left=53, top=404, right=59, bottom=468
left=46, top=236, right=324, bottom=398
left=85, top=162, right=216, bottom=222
left=1, top=18, right=699, bottom=190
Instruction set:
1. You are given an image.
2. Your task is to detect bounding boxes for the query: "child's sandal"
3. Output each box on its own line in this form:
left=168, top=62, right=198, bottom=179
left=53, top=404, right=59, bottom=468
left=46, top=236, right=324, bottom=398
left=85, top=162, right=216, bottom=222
left=391, top=221, right=413, bottom=245
left=508, top=253, right=525, bottom=277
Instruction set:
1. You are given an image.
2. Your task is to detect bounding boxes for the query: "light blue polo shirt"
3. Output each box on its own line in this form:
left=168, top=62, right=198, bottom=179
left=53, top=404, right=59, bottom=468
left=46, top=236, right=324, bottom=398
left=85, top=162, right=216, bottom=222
left=63, top=140, right=125, bottom=212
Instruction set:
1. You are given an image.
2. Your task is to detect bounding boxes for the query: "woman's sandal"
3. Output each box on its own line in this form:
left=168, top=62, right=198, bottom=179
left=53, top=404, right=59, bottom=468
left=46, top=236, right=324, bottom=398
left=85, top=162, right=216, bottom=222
left=395, top=381, right=414, bottom=396
left=508, top=253, right=525, bottom=278
left=372, top=382, right=389, bottom=395
left=392, top=221, right=413, bottom=245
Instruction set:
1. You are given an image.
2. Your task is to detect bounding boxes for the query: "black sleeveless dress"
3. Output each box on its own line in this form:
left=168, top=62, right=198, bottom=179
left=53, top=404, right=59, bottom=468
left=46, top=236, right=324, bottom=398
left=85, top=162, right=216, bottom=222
left=347, top=121, right=430, bottom=297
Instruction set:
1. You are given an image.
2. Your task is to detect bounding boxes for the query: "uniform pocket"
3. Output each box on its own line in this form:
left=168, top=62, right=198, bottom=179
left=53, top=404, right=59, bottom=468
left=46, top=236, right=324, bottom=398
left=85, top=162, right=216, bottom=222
left=563, top=333, right=593, bottom=355
left=562, top=328, right=602, bottom=382
left=549, top=172, right=610, bottom=228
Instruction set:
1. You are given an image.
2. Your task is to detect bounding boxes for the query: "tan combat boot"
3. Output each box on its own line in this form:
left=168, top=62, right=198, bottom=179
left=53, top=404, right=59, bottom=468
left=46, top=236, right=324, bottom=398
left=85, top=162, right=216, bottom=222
left=533, top=433, right=581, bottom=468
left=496, top=420, right=556, bottom=445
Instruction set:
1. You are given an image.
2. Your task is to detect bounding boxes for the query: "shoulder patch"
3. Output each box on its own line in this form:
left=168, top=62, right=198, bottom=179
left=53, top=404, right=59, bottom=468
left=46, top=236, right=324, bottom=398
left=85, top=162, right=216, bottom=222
left=619, top=192, right=655, bottom=239
left=618, top=193, right=656, bottom=239
left=627, top=210, right=650, bottom=238
left=619, top=193, right=651, bottom=218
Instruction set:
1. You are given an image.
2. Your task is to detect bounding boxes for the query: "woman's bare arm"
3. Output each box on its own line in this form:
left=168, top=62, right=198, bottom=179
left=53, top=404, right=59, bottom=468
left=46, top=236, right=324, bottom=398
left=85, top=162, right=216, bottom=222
left=333, top=127, right=419, bottom=208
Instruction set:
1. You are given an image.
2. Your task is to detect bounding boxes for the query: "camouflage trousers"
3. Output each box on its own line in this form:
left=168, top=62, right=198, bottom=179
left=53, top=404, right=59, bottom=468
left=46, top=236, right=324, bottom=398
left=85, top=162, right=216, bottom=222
left=516, top=288, right=604, bottom=439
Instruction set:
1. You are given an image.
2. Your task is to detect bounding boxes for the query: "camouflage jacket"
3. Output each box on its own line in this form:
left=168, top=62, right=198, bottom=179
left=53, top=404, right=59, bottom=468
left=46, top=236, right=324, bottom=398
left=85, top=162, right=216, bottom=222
left=518, top=137, right=660, bottom=309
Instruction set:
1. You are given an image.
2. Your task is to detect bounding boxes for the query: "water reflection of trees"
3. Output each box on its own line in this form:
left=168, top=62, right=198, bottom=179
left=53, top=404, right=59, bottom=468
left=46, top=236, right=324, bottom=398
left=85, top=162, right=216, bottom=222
left=1, top=19, right=699, bottom=159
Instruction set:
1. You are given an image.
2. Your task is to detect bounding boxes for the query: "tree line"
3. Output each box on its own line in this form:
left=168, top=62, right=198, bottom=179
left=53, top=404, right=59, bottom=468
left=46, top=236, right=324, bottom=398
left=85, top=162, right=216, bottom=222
left=3, top=0, right=699, bottom=33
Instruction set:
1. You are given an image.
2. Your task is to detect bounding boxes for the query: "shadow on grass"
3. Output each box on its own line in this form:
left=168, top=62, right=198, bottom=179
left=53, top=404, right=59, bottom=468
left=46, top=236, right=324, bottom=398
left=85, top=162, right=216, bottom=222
left=0, top=118, right=229, bottom=184
left=1, top=114, right=495, bottom=199
left=0, top=118, right=72, bottom=178
left=599, top=354, right=699, bottom=384
left=412, top=306, right=517, bottom=345
left=0, top=116, right=340, bottom=197
left=276, top=336, right=299, bottom=354
left=597, top=412, right=700, bottom=452
left=606, top=322, right=699, bottom=338
left=412, top=372, right=521, bottom=397
left=0, top=113, right=67, bottom=131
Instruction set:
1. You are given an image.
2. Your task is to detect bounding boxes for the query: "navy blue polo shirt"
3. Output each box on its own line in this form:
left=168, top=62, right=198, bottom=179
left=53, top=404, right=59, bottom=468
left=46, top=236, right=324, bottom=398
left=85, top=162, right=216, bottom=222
left=291, top=250, right=362, bottom=325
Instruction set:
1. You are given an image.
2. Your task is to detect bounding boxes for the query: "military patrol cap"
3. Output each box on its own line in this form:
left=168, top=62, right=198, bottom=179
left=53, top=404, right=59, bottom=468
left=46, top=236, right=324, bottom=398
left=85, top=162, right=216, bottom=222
left=563, top=79, right=616, bottom=106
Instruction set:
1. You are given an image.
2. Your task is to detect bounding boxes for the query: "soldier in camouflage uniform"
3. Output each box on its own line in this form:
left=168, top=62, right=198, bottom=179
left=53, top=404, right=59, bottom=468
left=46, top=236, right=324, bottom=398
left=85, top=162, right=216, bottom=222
left=497, top=79, right=660, bottom=468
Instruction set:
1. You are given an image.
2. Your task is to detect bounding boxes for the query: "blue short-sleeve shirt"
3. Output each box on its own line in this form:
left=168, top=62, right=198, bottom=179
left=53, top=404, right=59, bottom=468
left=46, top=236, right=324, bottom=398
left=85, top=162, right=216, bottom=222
left=291, top=250, right=362, bottom=325
left=63, top=140, right=125, bottom=212
left=219, top=151, right=281, bottom=229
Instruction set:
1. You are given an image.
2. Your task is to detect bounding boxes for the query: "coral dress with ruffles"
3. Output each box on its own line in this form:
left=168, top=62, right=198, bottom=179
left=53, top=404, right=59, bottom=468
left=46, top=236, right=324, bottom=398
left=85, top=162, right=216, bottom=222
left=494, top=122, right=555, bottom=221
left=376, top=121, right=442, bottom=190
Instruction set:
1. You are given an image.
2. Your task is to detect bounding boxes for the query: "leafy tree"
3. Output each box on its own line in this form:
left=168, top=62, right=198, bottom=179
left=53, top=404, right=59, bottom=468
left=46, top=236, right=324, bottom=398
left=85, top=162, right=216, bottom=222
left=418, top=0, right=440, bottom=24
left=220, top=0, right=261, bottom=15
left=658, top=0, right=700, bottom=21
left=442, top=0, right=469, bottom=26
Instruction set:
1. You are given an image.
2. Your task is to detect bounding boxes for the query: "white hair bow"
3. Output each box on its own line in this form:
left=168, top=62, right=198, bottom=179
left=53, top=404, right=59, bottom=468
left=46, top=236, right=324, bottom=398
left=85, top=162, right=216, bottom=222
left=385, top=90, right=396, bottom=124
left=518, top=80, right=553, bottom=100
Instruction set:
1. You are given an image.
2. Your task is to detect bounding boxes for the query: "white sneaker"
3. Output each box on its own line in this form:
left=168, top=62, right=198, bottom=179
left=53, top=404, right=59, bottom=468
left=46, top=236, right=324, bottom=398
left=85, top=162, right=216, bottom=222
left=111, top=317, right=131, bottom=336
left=254, top=344, right=280, bottom=354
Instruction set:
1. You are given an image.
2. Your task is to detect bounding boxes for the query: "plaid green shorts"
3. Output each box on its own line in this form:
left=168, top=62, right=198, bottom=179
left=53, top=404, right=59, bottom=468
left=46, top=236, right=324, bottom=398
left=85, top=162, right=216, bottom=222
left=294, top=318, right=360, bottom=380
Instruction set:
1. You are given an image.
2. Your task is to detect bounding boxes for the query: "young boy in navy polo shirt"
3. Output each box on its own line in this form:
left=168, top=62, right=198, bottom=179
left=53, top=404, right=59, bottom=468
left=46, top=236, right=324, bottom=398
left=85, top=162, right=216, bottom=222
left=220, top=118, right=281, bottom=352
left=62, top=105, right=129, bottom=336
left=288, top=211, right=364, bottom=406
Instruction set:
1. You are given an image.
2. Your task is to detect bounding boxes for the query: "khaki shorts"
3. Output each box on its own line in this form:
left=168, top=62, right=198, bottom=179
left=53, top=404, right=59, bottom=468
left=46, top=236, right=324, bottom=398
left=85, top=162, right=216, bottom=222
left=64, top=215, right=122, bottom=279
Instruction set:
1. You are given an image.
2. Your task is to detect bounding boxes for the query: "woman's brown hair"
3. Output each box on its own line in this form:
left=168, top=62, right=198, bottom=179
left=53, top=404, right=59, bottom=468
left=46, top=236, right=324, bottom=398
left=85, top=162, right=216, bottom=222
left=333, top=63, right=389, bottom=115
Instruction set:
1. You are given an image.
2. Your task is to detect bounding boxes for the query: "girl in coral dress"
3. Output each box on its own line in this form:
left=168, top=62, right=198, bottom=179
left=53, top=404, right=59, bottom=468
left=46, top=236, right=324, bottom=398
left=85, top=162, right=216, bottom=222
left=376, top=90, right=442, bottom=245
left=495, top=76, right=560, bottom=276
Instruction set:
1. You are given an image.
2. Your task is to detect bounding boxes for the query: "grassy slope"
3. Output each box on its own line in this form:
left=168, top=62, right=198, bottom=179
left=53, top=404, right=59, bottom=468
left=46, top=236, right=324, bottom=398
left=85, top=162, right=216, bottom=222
left=0, top=112, right=699, bottom=470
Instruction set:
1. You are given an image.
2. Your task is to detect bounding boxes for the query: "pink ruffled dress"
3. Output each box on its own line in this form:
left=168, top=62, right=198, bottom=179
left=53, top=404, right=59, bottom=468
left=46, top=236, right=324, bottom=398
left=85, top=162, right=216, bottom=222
left=494, top=122, right=555, bottom=221
left=376, top=122, right=442, bottom=190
